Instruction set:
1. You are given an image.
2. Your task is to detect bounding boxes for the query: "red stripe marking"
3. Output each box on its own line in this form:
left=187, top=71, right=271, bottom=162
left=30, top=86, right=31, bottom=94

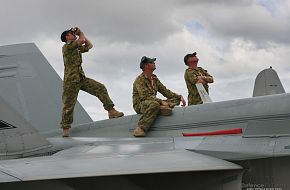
left=182, top=128, right=243, bottom=137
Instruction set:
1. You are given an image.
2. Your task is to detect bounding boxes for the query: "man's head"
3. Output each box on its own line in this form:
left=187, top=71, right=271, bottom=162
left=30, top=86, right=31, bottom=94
left=184, top=52, right=198, bottom=66
left=61, top=29, right=77, bottom=43
left=140, top=56, right=156, bottom=71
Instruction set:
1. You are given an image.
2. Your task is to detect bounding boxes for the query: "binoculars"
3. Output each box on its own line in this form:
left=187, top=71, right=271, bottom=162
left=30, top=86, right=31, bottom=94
left=70, top=27, right=77, bottom=33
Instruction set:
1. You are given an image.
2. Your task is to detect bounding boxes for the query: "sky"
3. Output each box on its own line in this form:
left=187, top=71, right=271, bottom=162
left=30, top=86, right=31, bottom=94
left=1, top=0, right=290, bottom=121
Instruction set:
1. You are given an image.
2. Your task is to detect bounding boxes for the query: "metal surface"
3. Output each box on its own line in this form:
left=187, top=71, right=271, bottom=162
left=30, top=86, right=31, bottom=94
left=253, top=67, right=285, bottom=97
left=195, top=83, right=213, bottom=103
left=0, top=150, right=241, bottom=182
left=0, top=96, right=51, bottom=157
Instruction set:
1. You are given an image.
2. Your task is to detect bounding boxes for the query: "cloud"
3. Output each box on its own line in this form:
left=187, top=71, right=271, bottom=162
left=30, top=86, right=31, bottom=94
left=1, top=0, right=290, bottom=121
left=1, top=0, right=182, bottom=44
left=2, top=0, right=290, bottom=45
left=174, top=0, right=290, bottom=44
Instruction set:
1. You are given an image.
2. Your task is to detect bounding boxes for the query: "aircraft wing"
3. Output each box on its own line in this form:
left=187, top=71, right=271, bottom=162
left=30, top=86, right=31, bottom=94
left=0, top=147, right=241, bottom=183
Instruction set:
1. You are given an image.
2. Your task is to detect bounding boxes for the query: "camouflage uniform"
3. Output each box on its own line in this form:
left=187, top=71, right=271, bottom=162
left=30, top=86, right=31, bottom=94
left=61, top=41, right=114, bottom=129
left=133, top=73, right=181, bottom=131
left=184, top=67, right=212, bottom=105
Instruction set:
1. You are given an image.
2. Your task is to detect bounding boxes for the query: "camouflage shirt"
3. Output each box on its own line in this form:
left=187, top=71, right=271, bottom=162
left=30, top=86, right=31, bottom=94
left=184, top=67, right=212, bottom=105
left=62, top=41, right=90, bottom=83
left=133, top=73, right=181, bottom=110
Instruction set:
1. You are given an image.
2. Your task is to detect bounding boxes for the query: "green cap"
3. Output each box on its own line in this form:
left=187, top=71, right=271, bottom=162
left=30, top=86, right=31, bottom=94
left=140, top=56, right=156, bottom=69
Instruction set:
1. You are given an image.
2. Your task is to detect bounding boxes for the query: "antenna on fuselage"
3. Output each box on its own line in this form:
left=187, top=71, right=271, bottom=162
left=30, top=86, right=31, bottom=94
left=195, top=83, right=213, bottom=103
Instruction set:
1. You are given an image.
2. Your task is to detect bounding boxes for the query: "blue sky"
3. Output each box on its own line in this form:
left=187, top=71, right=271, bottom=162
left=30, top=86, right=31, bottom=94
left=257, top=0, right=278, bottom=16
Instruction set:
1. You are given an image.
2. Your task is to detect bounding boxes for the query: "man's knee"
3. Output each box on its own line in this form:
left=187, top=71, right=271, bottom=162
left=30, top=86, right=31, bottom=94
left=139, top=100, right=160, bottom=114
left=83, top=78, right=107, bottom=92
left=97, top=82, right=106, bottom=90
left=149, top=101, right=160, bottom=110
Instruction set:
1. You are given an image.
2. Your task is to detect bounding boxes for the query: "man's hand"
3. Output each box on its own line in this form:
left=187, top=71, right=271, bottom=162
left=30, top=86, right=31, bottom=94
left=71, top=27, right=81, bottom=35
left=84, top=37, right=93, bottom=49
left=75, top=27, right=86, bottom=46
left=160, top=100, right=169, bottom=106
left=197, top=76, right=207, bottom=84
left=74, top=27, right=81, bottom=35
left=180, top=96, right=186, bottom=107
left=197, top=76, right=214, bottom=83
left=197, top=78, right=205, bottom=84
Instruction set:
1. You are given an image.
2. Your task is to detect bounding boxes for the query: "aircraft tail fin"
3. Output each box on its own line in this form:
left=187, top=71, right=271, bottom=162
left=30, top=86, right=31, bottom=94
left=195, top=83, right=213, bottom=103
left=0, top=95, right=51, bottom=158
left=0, top=43, right=92, bottom=135
left=253, top=67, right=285, bottom=97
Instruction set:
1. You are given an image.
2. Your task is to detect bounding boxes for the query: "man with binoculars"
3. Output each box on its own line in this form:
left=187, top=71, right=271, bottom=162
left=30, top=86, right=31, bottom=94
left=60, top=27, right=123, bottom=137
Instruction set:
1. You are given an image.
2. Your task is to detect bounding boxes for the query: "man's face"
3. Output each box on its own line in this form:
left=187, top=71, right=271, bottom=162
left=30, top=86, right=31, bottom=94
left=187, top=56, right=199, bottom=65
left=66, top=32, right=77, bottom=42
left=145, top=61, right=156, bottom=71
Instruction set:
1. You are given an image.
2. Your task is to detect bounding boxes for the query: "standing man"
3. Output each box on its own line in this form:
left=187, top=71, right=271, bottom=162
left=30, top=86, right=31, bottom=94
left=132, top=56, right=186, bottom=137
left=60, top=27, right=123, bottom=137
left=184, top=52, right=214, bottom=105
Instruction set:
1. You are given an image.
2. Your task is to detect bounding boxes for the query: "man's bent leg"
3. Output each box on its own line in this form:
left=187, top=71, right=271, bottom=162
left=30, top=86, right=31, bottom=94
left=81, top=78, right=123, bottom=118
left=138, top=100, right=160, bottom=131
left=81, top=78, right=114, bottom=110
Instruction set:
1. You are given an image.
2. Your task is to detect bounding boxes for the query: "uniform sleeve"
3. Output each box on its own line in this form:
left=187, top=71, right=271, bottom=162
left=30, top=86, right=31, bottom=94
left=66, top=41, right=79, bottom=51
left=78, top=45, right=90, bottom=53
left=202, top=69, right=212, bottom=77
left=156, top=78, right=181, bottom=100
left=185, top=69, right=198, bottom=85
left=66, top=42, right=89, bottom=53
left=134, top=79, right=162, bottom=103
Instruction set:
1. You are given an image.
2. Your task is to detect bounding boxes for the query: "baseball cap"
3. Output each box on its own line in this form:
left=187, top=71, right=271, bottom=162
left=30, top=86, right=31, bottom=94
left=184, top=52, right=197, bottom=65
left=140, top=56, right=156, bottom=69
left=61, top=29, right=71, bottom=42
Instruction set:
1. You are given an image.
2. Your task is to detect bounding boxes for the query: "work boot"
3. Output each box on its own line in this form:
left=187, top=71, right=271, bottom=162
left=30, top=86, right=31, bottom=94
left=133, top=126, right=146, bottom=137
left=108, top=108, right=124, bottom=119
left=62, top=128, right=70, bottom=137
left=159, top=105, right=172, bottom=116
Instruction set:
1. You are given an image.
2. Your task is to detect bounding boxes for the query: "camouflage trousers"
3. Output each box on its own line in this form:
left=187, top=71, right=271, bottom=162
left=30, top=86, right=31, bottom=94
left=188, top=93, right=203, bottom=105
left=61, top=77, right=114, bottom=129
left=188, top=88, right=209, bottom=105
left=134, top=97, right=180, bottom=131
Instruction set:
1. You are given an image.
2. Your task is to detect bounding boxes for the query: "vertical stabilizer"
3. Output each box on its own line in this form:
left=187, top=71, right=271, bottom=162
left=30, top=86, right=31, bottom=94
left=0, top=43, right=92, bottom=134
left=253, top=67, right=285, bottom=97
left=0, top=96, right=51, bottom=158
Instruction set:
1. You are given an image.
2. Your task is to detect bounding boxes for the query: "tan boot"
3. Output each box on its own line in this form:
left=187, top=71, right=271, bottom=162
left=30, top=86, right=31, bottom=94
left=133, top=126, right=146, bottom=137
left=62, top=128, right=70, bottom=137
left=108, top=108, right=124, bottom=119
left=159, top=105, right=172, bottom=116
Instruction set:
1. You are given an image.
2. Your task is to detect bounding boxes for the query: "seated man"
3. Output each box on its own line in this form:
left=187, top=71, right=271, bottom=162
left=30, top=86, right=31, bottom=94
left=132, top=56, right=186, bottom=137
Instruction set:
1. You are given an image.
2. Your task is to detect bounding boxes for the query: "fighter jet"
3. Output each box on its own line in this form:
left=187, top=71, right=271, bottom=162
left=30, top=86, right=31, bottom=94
left=0, top=43, right=289, bottom=190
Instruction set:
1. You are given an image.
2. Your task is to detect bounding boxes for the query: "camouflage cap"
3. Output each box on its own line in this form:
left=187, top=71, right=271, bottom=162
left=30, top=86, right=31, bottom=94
left=140, top=56, right=156, bottom=69
left=61, top=29, right=71, bottom=42
left=184, top=52, right=197, bottom=65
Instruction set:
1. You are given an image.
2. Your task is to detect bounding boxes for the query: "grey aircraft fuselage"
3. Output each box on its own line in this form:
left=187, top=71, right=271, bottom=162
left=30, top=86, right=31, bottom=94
left=51, top=92, right=290, bottom=189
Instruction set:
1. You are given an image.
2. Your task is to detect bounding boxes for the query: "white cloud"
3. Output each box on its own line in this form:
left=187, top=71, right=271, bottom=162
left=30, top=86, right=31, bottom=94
left=1, top=0, right=290, bottom=121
